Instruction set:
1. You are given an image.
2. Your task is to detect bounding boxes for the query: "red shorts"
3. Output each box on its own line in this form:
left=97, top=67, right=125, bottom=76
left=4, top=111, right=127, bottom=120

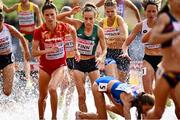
left=40, top=60, right=66, bottom=75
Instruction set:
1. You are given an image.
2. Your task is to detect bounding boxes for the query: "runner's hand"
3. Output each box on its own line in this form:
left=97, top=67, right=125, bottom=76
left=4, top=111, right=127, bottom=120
left=119, top=52, right=131, bottom=61
left=46, top=47, right=58, bottom=54
left=71, top=6, right=81, bottom=15
left=74, top=50, right=80, bottom=62
left=96, top=56, right=105, bottom=71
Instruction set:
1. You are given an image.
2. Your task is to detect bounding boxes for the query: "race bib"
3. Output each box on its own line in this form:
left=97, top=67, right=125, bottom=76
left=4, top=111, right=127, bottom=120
left=142, top=67, right=147, bottom=76
left=0, top=36, right=11, bottom=54
left=145, top=43, right=161, bottom=49
left=45, top=42, right=65, bottom=60
left=78, top=38, right=95, bottom=55
left=98, top=83, right=108, bottom=92
left=104, top=28, right=120, bottom=41
left=65, top=35, right=74, bottom=52
left=18, top=12, right=34, bottom=25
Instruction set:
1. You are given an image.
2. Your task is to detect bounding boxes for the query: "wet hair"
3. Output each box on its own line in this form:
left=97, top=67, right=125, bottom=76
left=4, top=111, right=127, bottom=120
left=42, top=0, right=57, bottom=14
left=131, top=92, right=154, bottom=119
left=104, top=0, right=117, bottom=7
left=142, top=0, right=159, bottom=11
left=82, top=3, right=98, bottom=17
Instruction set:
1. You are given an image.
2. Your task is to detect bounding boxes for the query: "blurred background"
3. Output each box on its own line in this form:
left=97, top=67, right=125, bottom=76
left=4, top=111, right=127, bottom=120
left=2, top=0, right=167, bottom=30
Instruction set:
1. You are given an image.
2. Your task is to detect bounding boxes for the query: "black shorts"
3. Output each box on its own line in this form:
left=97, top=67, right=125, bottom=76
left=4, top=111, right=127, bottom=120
left=0, top=53, right=14, bottom=69
left=143, top=54, right=162, bottom=72
left=162, top=71, right=180, bottom=88
left=106, top=48, right=130, bottom=72
left=74, top=57, right=98, bottom=73
left=66, top=57, right=75, bottom=70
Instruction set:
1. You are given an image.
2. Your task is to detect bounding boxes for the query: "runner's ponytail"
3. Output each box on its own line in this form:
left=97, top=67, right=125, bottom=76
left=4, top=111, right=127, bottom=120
left=82, top=3, right=98, bottom=17
left=42, top=0, right=56, bottom=14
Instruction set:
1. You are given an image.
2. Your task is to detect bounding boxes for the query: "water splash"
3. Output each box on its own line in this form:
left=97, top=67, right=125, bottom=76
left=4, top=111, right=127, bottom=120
left=0, top=35, right=177, bottom=119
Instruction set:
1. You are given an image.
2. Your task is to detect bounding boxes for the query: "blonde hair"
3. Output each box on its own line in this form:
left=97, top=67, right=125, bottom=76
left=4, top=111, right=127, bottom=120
left=104, top=0, right=117, bottom=7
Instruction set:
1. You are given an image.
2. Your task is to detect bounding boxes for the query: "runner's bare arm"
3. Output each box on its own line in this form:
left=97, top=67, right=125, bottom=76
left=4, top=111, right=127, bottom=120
left=8, top=25, right=30, bottom=61
left=122, top=22, right=142, bottom=53
left=120, top=93, right=133, bottom=119
left=95, top=0, right=105, bottom=7
left=115, top=16, right=128, bottom=41
left=125, top=0, right=141, bottom=22
left=3, top=3, right=18, bottom=13
left=149, top=13, right=180, bottom=44
left=57, top=6, right=82, bottom=29
left=33, top=4, right=42, bottom=27
left=32, top=29, right=58, bottom=57
left=97, top=26, right=107, bottom=63
left=68, top=25, right=80, bottom=61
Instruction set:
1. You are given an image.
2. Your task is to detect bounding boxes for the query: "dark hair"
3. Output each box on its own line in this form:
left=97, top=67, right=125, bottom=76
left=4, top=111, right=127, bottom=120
left=42, top=0, right=57, bottom=14
left=142, top=0, right=159, bottom=11
left=104, top=0, right=117, bottom=7
left=158, top=2, right=169, bottom=15
left=82, top=3, right=98, bottom=16
left=131, top=92, right=154, bottom=119
left=0, top=9, right=4, bottom=21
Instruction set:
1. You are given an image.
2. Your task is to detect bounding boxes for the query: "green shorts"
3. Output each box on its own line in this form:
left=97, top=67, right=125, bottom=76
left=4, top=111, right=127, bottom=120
left=24, top=34, right=33, bottom=42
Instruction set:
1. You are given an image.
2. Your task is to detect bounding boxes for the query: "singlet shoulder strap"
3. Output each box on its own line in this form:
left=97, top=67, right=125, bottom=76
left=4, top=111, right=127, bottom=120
left=93, top=24, right=98, bottom=36
left=3, top=23, right=10, bottom=30
left=103, top=16, right=118, bottom=28
left=112, top=16, right=118, bottom=28
left=141, top=19, right=150, bottom=35
left=79, top=22, right=85, bottom=30
left=29, top=2, right=34, bottom=12
left=103, top=17, right=108, bottom=28
left=17, top=3, right=21, bottom=12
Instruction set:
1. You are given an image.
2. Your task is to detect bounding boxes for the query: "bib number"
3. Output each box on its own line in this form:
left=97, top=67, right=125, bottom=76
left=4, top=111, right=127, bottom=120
left=98, top=83, right=107, bottom=92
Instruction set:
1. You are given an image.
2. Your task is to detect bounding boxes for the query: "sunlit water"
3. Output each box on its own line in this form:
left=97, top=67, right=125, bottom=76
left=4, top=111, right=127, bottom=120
left=0, top=35, right=178, bottom=120
left=0, top=68, right=178, bottom=120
